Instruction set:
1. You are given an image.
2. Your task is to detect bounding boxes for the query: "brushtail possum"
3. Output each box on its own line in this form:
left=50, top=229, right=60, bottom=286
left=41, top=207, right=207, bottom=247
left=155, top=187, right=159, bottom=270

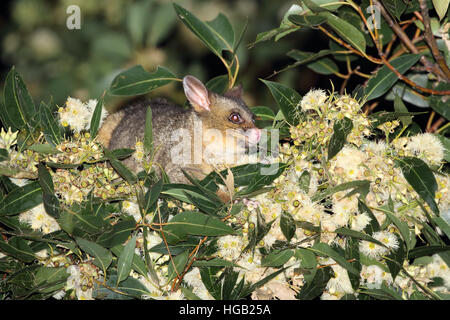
left=97, top=75, right=261, bottom=186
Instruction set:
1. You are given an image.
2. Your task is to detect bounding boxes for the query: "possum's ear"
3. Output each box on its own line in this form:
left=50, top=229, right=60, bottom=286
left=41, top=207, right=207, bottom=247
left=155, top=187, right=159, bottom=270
left=224, top=84, right=243, bottom=100
left=183, top=75, right=211, bottom=112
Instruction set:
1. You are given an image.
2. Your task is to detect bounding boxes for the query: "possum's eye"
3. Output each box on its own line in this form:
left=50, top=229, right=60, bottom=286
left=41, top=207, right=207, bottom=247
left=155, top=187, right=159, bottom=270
left=228, top=112, right=243, bottom=124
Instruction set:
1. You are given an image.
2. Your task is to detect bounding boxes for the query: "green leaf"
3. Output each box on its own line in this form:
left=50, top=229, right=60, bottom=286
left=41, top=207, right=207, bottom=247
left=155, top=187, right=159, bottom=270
left=37, top=163, right=54, bottom=195
left=312, top=180, right=371, bottom=203
left=201, top=162, right=289, bottom=192
left=111, top=244, right=148, bottom=278
left=408, top=245, right=450, bottom=259
left=364, top=54, right=421, bottom=101
left=345, top=236, right=361, bottom=290
left=334, top=227, right=386, bottom=247
left=34, top=266, right=70, bottom=293
left=75, top=237, right=113, bottom=273
left=382, top=0, right=407, bottom=19
left=0, top=236, right=35, bottom=262
left=167, top=250, right=189, bottom=282
left=261, top=249, right=294, bottom=267
left=143, top=107, right=153, bottom=154
left=385, top=235, right=405, bottom=280
left=116, top=235, right=136, bottom=285
left=163, top=211, right=234, bottom=244
left=302, top=0, right=333, bottom=12
left=320, top=12, right=366, bottom=54
left=173, top=3, right=234, bottom=59
left=368, top=111, right=426, bottom=128
left=308, top=243, right=360, bottom=276
left=143, top=179, right=163, bottom=214
left=89, top=94, right=105, bottom=138
left=260, top=79, right=302, bottom=125
left=393, top=94, right=412, bottom=128
left=382, top=208, right=415, bottom=251
left=242, top=268, right=287, bottom=298
left=205, top=75, right=229, bottom=94
left=327, top=117, right=353, bottom=160
left=0, top=181, right=42, bottom=216
left=358, top=199, right=381, bottom=235
left=285, top=49, right=338, bottom=75
left=0, top=149, right=8, bottom=162
left=288, top=14, right=328, bottom=26
left=38, top=163, right=60, bottom=219
left=283, top=49, right=334, bottom=75
left=93, top=274, right=150, bottom=299
left=296, top=266, right=332, bottom=300
left=432, top=0, right=450, bottom=20
left=238, top=163, right=290, bottom=196
left=149, top=237, right=198, bottom=255
left=97, top=219, right=136, bottom=248
left=433, top=216, right=450, bottom=239
left=251, top=106, right=276, bottom=121
left=193, top=258, right=241, bottom=268
left=306, top=57, right=339, bottom=75
left=109, top=65, right=177, bottom=96
left=360, top=284, right=403, bottom=300
left=39, top=101, right=62, bottom=146
left=430, top=83, right=450, bottom=120
left=295, top=173, right=310, bottom=198
left=27, top=144, right=61, bottom=155
left=396, top=157, right=439, bottom=215
left=97, top=148, right=135, bottom=161
left=2, top=66, right=36, bottom=130
left=103, top=147, right=137, bottom=184
left=280, top=211, right=296, bottom=242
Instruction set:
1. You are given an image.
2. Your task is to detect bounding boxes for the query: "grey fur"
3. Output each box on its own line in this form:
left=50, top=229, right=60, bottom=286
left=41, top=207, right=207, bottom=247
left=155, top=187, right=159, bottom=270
left=108, top=92, right=258, bottom=184
left=109, top=98, right=196, bottom=183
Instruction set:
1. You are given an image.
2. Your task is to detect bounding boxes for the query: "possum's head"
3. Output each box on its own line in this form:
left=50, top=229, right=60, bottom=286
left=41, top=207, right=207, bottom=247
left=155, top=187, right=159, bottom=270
left=182, top=75, right=261, bottom=154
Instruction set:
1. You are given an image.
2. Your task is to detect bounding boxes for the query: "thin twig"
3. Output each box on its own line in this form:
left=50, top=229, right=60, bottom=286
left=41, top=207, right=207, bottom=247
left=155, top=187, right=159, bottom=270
left=426, top=111, right=436, bottom=131
left=418, top=0, right=450, bottom=81
left=428, top=117, right=447, bottom=133
left=373, top=0, right=445, bottom=79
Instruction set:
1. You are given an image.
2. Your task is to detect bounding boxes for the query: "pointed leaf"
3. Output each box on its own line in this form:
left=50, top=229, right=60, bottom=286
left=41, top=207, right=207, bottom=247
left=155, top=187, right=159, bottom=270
left=75, top=237, right=113, bottom=273
left=396, top=157, right=439, bottom=215
left=117, top=235, right=136, bottom=285
left=39, top=101, right=62, bottom=145
left=261, top=249, right=294, bottom=267
left=327, top=117, right=353, bottom=160
left=110, top=65, right=177, bottom=96
left=308, top=243, right=360, bottom=276
left=0, top=181, right=42, bottom=216
left=320, top=12, right=366, bottom=54
left=173, top=3, right=234, bottom=58
left=2, top=67, right=36, bottom=130
left=89, top=94, right=105, bottom=138
left=143, top=106, right=153, bottom=154
left=163, top=211, right=234, bottom=244
left=260, top=79, right=302, bottom=125
left=364, top=54, right=421, bottom=101
left=167, top=250, right=189, bottom=282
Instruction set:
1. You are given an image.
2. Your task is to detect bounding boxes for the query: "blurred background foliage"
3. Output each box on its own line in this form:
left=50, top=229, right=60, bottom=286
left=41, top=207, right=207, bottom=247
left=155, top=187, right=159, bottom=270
left=0, top=0, right=448, bottom=133
left=0, top=0, right=346, bottom=114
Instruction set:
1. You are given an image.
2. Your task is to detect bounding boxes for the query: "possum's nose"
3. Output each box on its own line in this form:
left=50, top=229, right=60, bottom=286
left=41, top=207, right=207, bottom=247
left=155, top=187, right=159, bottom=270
left=247, top=128, right=261, bottom=144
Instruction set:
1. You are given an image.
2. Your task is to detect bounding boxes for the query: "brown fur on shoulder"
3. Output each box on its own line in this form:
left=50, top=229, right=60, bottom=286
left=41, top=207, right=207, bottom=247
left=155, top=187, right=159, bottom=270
left=96, top=111, right=125, bottom=147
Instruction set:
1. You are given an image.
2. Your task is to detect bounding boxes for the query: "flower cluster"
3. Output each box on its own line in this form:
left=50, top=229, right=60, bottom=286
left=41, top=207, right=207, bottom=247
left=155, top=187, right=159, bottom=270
left=57, top=97, right=108, bottom=132
left=1, top=91, right=449, bottom=301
